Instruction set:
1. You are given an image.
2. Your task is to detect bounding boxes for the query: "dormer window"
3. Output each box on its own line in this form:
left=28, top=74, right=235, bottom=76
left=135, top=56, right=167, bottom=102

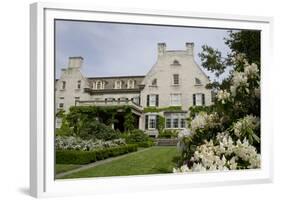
left=114, top=80, right=122, bottom=89
left=195, top=78, right=202, bottom=85
left=151, top=78, right=157, bottom=86
left=127, top=79, right=135, bottom=89
left=96, top=80, right=104, bottom=90
left=77, top=80, right=81, bottom=89
left=171, top=59, right=180, bottom=66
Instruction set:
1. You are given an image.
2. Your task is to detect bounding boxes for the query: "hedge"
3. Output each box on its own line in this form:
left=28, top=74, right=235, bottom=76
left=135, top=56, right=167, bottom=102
left=56, top=144, right=138, bottom=164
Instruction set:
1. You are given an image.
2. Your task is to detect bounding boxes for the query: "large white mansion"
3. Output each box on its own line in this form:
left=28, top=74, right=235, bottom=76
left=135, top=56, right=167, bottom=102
left=56, top=42, right=212, bottom=137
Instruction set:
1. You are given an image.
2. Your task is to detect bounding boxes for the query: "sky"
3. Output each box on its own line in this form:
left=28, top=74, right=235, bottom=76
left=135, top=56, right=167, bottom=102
left=55, top=20, right=233, bottom=80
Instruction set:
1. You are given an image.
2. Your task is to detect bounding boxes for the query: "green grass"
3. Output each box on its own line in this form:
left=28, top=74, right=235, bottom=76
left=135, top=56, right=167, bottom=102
left=56, top=164, right=81, bottom=174
left=60, top=146, right=179, bottom=179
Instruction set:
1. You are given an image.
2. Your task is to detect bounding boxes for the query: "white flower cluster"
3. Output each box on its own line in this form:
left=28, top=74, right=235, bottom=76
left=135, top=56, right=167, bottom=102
left=233, top=115, right=259, bottom=137
left=244, top=63, right=259, bottom=78
left=173, top=133, right=260, bottom=173
left=230, top=56, right=259, bottom=97
left=230, top=71, right=248, bottom=96
left=55, top=136, right=126, bottom=151
left=190, top=112, right=218, bottom=134
left=231, top=53, right=247, bottom=64
left=216, top=90, right=231, bottom=104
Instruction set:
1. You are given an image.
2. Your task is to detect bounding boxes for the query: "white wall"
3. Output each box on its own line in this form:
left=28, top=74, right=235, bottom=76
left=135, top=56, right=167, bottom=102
left=0, top=0, right=280, bottom=200
left=141, top=46, right=211, bottom=110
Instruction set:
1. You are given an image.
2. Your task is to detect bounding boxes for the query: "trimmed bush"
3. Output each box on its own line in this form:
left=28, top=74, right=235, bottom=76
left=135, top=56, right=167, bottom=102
left=56, top=151, right=96, bottom=165
left=56, top=144, right=138, bottom=164
left=125, top=129, right=154, bottom=147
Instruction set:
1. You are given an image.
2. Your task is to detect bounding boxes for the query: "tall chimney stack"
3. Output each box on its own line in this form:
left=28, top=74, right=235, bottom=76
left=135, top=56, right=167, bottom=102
left=157, top=43, right=166, bottom=56
left=68, top=56, right=83, bottom=69
left=185, top=42, right=194, bottom=56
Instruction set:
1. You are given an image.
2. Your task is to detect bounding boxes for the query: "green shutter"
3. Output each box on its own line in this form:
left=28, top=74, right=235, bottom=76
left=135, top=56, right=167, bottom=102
left=145, top=115, right=149, bottom=130
left=193, top=94, right=196, bottom=106
left=156, top=95, right=159, bottom=107
left=147, top=95, right=150, bottom=107
left=156, top=115, right=159, bottom=129
left=202, top=94, right=205, bottom=105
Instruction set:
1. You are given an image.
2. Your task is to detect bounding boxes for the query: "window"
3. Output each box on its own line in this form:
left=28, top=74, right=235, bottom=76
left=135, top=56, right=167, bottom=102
left=165, top=113, right=186, bottom=129
left=148, top=115, right=156, bottom=129
left=195, top=78, right=202, bottom=85
left=173, top=118, right=179, bottom=128
left=173, top=74, right=179, bottom=85
left=127, top=80, right=135, bottom=89
left=115, top=80, right=122, bottom=89
left=170, top=94, right=181, bottom=106
left=150, top=95, right=156, bottom=106
left=132, top=96, right=140, bottom=105
left=59, top=97, right=64, bottom=100
left=96, top=81, right=103, bottom=90
left=61, top=81, right=66, bottom=90
left=147, top=94, right=159, bottom=107
left=58, top=103, right=64, bottom=109
left=75, top=97, right=80, bottom=100
left=171, top=59, right=180, bottom=66
left=77, top=80, right=81, bottom=89
left=166, top=118, right=172, bottom=128
left=193, top=93, right=205, bottom=106
left=151, top=78, right=157, bottom=86
left=180, top=118, right=186, bottom=128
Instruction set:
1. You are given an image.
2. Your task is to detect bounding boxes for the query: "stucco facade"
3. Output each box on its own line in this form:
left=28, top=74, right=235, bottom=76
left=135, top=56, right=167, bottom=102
left=55, top=43, right=212, bottom=137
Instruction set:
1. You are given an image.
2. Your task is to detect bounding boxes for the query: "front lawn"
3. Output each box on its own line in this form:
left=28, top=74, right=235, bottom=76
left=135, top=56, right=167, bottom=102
left=59, top=146, right=179, bottom=179
left=56, top=164, right=81, bottom=174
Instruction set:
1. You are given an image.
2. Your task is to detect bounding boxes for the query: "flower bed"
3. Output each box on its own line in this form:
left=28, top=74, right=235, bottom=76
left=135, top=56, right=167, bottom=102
left=55, top=136, right=126, bottom=151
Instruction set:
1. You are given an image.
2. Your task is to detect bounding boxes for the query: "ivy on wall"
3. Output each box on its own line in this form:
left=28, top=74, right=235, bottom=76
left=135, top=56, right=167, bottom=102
left=143, top=106, right=182, bottom=113
left=59, top=105, right=136, bottom=135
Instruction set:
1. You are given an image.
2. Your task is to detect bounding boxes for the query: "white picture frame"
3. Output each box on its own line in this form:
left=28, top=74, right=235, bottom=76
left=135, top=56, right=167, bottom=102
left=30, top=2, right=273, bottom=198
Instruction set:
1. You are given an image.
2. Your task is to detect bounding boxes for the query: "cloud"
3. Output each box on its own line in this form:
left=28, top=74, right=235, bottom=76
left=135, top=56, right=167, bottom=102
left=55, top=20, right=232, bottom=80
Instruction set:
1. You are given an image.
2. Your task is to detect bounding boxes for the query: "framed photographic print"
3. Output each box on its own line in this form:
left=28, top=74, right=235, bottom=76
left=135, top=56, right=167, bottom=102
left=30, top=2, right=273, bottom=198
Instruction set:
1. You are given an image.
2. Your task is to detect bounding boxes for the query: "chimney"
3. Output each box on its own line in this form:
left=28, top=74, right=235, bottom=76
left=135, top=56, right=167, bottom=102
left=158, top=43, right=166, bottom=56
left=185, top=42, right=194, bottom=56
left=68, top=56, right=83, bottom=68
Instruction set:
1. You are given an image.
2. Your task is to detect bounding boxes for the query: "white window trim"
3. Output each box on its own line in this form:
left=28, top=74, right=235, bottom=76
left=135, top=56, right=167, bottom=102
left=149, top=94, right=157, bottom=107
left=195, top=93, right=203, bottom=106
left=170, top=93, right=181, bottom=106
left=165, top=113, right=186, bottom=129
left=96, top=80, right=104, bottom=90
left=148, top=115, right=157, bottom=130
left=114, top=80, right=122, bottom=89
left=127, top=79, right=135, bottom=89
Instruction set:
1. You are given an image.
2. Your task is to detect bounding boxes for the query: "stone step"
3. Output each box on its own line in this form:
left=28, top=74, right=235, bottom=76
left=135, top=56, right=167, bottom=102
left=155, top=139, right=178, bottom=146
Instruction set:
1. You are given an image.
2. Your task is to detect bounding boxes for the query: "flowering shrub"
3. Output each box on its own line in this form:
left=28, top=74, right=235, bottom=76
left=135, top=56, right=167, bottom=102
left=231, top=115, right=260, bottom=144
left=216, top=90, right=231, bottom=104
left=189, top=112, right=219, bottom=134
left=55, top=136, right=126, bottom=151
left=175, top=50, right=261, bottom=173
left=174, top=133, right=260, bottom=172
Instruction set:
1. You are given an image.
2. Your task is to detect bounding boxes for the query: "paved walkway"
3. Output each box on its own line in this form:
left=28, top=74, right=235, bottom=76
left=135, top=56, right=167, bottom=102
left=56, top=147, right=152, bottom=179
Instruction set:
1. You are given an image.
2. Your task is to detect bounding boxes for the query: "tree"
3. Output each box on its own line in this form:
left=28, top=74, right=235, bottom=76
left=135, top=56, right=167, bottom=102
left=198, top=30, right=260, bottom=89
left=174, top=30, right=261, bottom=172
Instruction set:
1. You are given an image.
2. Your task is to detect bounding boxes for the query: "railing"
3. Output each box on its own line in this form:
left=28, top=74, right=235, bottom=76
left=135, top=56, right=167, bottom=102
left=75, top=99, right=143, bottom=112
